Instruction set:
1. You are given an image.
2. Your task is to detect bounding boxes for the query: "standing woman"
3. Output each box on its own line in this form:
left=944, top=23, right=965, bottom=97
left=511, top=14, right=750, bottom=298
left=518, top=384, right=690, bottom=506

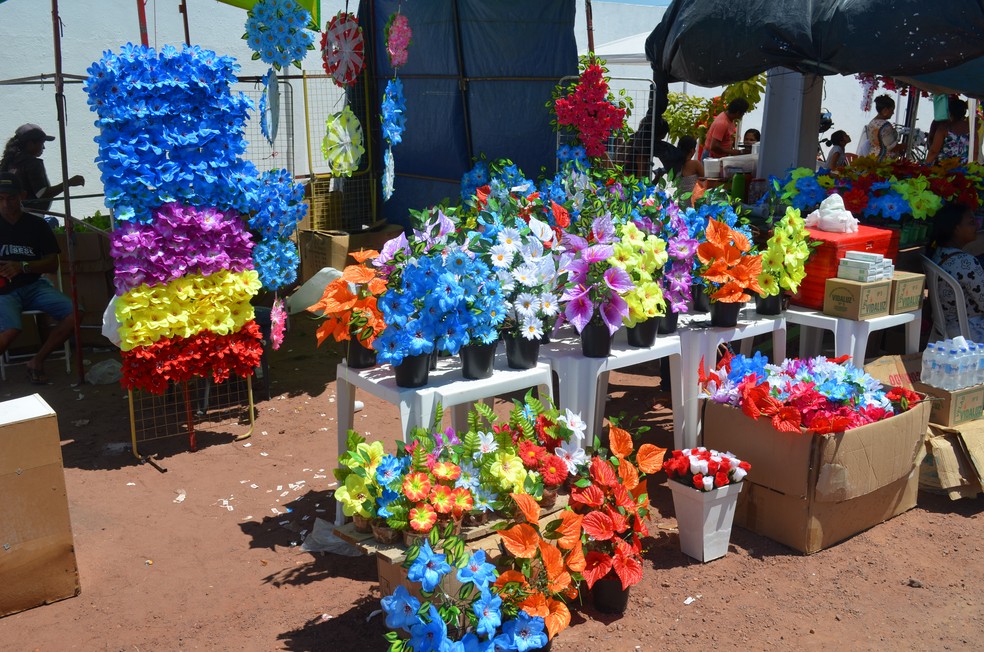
left=926, top=97, right=973, bottom=163
left=0, top=124, right=84, bottom=214
left=857, top=95, right=904, bottom=161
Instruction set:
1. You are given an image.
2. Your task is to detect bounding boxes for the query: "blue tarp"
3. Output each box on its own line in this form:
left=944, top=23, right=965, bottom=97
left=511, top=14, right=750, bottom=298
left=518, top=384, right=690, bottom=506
left=359, top=0, right=578, bottom=227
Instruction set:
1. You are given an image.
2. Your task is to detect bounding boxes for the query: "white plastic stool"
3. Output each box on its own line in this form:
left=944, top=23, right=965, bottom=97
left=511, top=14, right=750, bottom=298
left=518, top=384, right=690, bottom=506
left=786, top=306, right=921, bottom=366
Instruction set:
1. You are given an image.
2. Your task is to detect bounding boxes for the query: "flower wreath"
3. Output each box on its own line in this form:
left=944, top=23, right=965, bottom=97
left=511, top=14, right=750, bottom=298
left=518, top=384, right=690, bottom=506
left=244, top=0, right=316, bottom=71
left=321, top=11, right=365, bottom=87
left=322, top=105, right=365, bottom=177
left=384, top=12, right=412, bottom=69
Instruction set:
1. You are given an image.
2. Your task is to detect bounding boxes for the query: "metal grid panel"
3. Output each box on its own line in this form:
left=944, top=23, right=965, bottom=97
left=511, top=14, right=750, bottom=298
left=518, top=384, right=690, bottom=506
left=235, top=78, right=296, bottom=174
left=301, top=71, right=377, bottom=232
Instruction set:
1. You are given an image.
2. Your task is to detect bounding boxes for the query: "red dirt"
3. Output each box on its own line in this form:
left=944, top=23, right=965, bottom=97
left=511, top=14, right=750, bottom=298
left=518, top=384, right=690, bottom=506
left=2, top=318, right=982, bottom=651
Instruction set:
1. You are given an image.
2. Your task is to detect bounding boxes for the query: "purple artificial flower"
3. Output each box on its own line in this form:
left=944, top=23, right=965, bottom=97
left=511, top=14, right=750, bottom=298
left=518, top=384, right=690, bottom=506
left=667, top=237, right=697, bottom=261
left=562, top=232, right=588, bottom=253
left=603, top=267, right=633, bottom=293
left=599, top=294, right=628, bottom=334
left=563, top=287, right=594, bottom=333
left=376, top=232, right=409, bottom=267
left=581, top=244, right=613, bottom=263
left=592, top=216, right=615, bottom=244
left=563, top=259, right=589, bottom=285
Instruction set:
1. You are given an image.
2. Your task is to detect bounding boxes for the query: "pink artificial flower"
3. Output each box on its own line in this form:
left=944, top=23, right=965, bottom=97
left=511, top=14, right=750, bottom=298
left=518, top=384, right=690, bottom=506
left=270, top=298, right=286, bottom=351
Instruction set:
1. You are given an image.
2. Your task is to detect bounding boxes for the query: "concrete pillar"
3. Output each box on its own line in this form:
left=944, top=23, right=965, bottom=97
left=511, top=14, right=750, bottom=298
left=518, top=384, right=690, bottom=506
left=758, top=69, right=824, bottom=180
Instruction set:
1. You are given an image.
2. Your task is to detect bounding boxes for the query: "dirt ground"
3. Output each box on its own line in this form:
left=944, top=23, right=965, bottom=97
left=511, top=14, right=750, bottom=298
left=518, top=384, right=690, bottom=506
left=1, top=317, right=983, bottom=652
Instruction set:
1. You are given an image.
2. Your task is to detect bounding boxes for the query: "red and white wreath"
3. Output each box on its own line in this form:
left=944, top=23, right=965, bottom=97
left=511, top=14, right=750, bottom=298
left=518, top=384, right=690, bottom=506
left=321, top=12, right=365, bottom=87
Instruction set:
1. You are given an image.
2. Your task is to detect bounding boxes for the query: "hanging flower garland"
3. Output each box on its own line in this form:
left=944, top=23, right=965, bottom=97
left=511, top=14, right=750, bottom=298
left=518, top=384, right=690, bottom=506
left=551, top=55, right=629, bottom=159
left=244, top=0, right=317, bottom=71
left=322, top=105, right=365, bottom=177
left=321, top=11, right=365, bottom=87
left=385, top=12, right=412, bottom=69
left=270, top=297, right=287, bottom=350
left=381, top=78, right=407, bottom=147
left=382, top=147, right=395, bottom=201
left=259, top=68, right=279, bottom=145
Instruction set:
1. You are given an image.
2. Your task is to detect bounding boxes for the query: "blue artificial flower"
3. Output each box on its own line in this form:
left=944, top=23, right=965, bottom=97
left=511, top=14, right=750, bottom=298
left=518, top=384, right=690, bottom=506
left=457, top=550, right=497, bottom=589
left=472, top=588, right=503, bottom=638
left=409, top=604, right=449, bottom=652
left=243, top=0, right=314, bottom=70
left=455, top=461, right=481, bottom=491
left=461, top=160, right=490, bottom=202
left=497, top=612, right=547, bottom=652
left=383, top=147, right=395, bottom=201
left=376, top=454, right=403, bottom=487
left=376, top=488, right=399, bottom=519
left=407, top=541, right=451, bottom=593
left=380, top=585, right=421, bottom=632
left=253, top=237, right=299, bottom=290
left=460, top=632, right=495, bottom=652
left=791, top=176, right=828, bottom=210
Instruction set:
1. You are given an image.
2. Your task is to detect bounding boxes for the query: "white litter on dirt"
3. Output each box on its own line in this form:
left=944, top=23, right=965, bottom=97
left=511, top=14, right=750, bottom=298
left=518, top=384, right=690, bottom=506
left=173, top=490, right=186, bottom=504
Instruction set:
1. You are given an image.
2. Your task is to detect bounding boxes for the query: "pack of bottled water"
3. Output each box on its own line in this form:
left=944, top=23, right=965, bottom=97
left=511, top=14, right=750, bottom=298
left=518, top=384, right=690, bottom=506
left=921, top=337, right=984, bottom=390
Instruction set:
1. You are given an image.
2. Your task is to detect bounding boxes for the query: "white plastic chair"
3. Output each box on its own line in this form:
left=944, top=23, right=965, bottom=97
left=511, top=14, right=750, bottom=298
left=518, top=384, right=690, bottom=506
left=0, top=267, right=73, bottom=381
left=921, top=254, right=971, bottom=340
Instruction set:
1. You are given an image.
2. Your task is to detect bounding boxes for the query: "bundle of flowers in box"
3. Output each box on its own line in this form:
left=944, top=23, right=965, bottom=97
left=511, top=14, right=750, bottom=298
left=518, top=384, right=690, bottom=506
left=699, top=351, right=922, bottom=434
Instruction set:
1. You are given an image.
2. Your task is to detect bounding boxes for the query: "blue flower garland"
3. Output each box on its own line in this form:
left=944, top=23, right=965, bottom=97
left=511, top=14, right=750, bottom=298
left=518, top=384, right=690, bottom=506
left=381, top=78, right=407, bottom=147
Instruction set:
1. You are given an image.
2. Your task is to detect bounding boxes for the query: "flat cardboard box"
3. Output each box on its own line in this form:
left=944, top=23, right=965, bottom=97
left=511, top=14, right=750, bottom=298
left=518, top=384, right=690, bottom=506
left=865, top=354, right=984, bottom=427
left=823, top=278, right=892, bottom=321
left=299, top=224, right=403, bottom=284
left=919, top=423, right=984, bottom=500
left=890, top=271, right=925, bottom=315
left=55, top=232, right=112, bottom=274
left=837, top=266, right=883, bottom=283
left=701, top=398, right=930, bottom=554
left=0, top=394, right=80, bottom=617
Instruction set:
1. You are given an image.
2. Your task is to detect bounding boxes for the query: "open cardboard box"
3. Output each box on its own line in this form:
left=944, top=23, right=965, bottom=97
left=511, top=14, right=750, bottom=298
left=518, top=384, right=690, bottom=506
left=866, top=355, right=984, bottom=499
left=702, top=391, right=930, bottom=554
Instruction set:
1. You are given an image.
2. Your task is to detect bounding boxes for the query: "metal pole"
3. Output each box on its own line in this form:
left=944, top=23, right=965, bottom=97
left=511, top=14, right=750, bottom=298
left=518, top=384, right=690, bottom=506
left=136, top=0, right=150, bottom=46
left=178, top=0, right=191, bottom=45
left=585, top=0, right=595, bottom=55
left=51, top=0, right=86, bottom=385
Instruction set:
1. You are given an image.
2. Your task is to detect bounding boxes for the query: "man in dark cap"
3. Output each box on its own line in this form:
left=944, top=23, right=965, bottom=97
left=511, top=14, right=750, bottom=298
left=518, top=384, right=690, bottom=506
left=0, top=123, right=85, bottom=213
left=0, top=173, right=78, bottom=384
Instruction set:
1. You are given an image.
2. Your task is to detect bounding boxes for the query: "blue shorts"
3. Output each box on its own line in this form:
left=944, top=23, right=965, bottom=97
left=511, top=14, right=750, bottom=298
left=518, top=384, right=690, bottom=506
left=0, top=279, right=75, bottom=331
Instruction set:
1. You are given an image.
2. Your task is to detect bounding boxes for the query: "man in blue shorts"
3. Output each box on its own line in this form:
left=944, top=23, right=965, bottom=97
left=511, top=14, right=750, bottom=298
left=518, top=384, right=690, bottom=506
left=0, top=173, right=78, bottom=384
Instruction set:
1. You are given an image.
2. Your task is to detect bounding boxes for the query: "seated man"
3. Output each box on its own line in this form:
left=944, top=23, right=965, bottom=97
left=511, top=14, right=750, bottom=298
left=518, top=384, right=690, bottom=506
left=0, top=173, right=78, bottom=384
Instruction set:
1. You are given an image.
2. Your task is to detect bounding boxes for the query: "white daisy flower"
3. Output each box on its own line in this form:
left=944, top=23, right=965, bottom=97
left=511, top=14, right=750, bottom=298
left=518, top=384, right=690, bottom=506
left=489, top=243, right=514, bottom=269
left=539, top=292, right=559, bottom=317
left=497, top=227, right=521, bottom=252
left=515, top=292, right=540, bottom=317
left=521, top=316, right=543, bottom=341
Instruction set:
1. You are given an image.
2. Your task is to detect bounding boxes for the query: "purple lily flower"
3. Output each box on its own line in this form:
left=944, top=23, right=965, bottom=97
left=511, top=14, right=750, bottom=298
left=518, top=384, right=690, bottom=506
left=603, top=267, right=633, bottom=293
left=562, top=233, right=588, bottom=252
left=599, top=294, right=628, bottom=335
left=376, top=232, right=409, bottom=267
left=563, top=259, right=589, bottom=285
left=581, top=244, right=613, bottom=264
left=592, top=216, right=615, bottom=244
left=668, top=238, right=697, bottom=260
left=434, top=210, right=455, bottom=241
left=564, top=288, right=594, bottom=333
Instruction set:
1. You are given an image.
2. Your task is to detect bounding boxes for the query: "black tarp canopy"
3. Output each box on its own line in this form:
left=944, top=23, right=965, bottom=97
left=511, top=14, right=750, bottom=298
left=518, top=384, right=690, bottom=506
left=645, top=0, right=984, bottom=104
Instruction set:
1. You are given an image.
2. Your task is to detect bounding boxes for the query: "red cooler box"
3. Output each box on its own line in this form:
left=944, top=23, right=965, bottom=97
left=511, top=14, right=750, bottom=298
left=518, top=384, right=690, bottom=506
left=791, top=225, right=896, bottom=309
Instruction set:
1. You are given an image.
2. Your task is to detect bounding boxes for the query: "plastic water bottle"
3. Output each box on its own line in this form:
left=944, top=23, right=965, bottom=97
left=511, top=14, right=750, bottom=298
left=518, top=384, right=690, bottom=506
left=959, top=347, right=973, bottom=389
left=976, top=344, right=984, bottom=385
left=943, top=349, right=960, bottom=390
left=922, top=344, right=937, bottom=387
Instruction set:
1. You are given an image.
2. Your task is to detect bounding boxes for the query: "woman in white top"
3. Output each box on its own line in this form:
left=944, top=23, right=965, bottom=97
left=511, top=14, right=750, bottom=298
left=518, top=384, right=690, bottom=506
left=857, top=94, right=904, bottom=161
left=826, top=130, right=851, bottom=170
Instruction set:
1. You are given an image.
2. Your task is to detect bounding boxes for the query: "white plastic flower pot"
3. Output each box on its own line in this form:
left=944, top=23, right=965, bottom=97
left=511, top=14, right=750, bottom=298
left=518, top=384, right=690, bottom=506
left=668, top=480, right=743, bottom=562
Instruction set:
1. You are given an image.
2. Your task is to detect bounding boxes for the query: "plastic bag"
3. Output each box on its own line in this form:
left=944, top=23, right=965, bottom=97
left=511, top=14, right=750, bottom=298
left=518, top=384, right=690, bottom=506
left=87, top=358, right=123, bottom=385
left=102, top=296, right=122, bottom=348
left=804, top=194, right=859, bottom=233
left=286, top=267, right=343, bottom=315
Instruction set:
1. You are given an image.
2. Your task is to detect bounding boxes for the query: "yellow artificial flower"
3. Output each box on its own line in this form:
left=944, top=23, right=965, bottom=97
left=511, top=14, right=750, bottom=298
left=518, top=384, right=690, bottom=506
left=758, top=272, right=780, bottom=296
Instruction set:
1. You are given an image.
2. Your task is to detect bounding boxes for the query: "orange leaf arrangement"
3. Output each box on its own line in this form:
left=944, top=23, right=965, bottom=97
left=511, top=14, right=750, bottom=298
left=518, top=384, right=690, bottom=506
left=695, top=218, right=763, bottom=303
left=308, top=249, right=387, bottom=347
left=568, top=425, right=664, bottom=591
left=494, top=492, right=583, bottom=640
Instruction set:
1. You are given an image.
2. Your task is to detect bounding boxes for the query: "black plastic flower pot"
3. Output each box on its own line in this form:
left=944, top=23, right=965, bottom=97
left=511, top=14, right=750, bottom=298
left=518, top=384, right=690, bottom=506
left=754, top=293, right=783, bottom=316
left=429, top=350, right=439, bottom=370
left=346, top=337, right=377, bottom=369
left=692, top=289, right=711, bottom=313
left=394, top=354, right=430, bottom=388
left=657, top=311, right=679, bottom=334
left=461, top=342, right=498, bottom=380
left=710, top=301, right=744, bottom=328
left=505, top=336, right=540, bottom=370
left=626, top=318, right=659, bottom=348
left=592, top=575, right=630, bottom=614
left=580, top=321, right=613, bottom=358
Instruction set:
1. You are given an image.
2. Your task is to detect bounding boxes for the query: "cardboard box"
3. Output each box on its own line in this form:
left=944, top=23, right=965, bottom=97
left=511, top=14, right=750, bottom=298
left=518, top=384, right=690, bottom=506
left=822, top=278, right=892, bottom=321
left=702, top=398, right=931, bottom=554
left=0, top=394, right=80, bottom=617
left=865, top=354, right=984, bottom=427
left=890, top=271, right=925, bottom=315
left=61, top=271, right=113, bottom=348
left=299, top=224, right=404, bottom=284
left=919, top=423, right=984, bottom=499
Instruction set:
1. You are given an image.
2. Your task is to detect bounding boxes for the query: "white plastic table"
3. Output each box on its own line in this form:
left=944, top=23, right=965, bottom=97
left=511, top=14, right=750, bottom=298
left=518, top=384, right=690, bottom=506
left=677, top=308, right=787, bottom=449
left=786, top=306, right=922, bottom=366
left=539, top=328, right=682, bottom=447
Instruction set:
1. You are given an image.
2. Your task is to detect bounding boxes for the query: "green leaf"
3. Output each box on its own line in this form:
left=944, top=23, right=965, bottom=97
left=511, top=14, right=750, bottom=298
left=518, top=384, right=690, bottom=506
left=432, top=402, right=444, bottom=430
left=251, top=52, right=261, bottom=61
left=384, top=631, right=400, bottom=642
left=405, top=544, right=421, bottom=565
left=429, top=527, right=440, bottom=547
left=574, top=478, right=591, bottom=488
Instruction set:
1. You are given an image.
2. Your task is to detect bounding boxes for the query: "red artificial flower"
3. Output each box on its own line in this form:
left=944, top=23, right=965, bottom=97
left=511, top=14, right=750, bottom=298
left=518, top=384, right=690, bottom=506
left=539, top=454, right=568, bottom=486
left=518, top=440, right=546, bottom=469
left=692, top=473, right=705, bottom=490
left=714, top=471, right=730, bottom=488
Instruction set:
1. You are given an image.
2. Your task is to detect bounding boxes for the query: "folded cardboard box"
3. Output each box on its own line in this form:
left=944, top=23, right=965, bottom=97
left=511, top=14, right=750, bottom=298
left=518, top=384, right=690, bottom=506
left=298, top=224, right=403, bottom=284
left=702, top=397, right=930, bottom=554
left=822, top=278, right=892, bottom=321
left=0, top=394, right=80, bottom=617
left=889, top=271, right=925, bottom=315
left=919, top=422, right=984, bottom=500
